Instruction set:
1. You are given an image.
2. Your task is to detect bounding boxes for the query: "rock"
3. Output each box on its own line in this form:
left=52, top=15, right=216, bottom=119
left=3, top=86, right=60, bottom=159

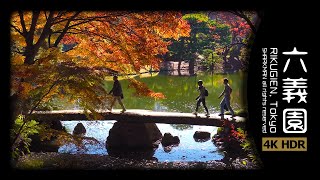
left=216, top=141, right=224, bottom=146
left=172, top=136, right=180, bottom=144
left=106, top=122, right=162, bottom=159
left=161, top=133, right=180, bottom=152
left=50, top=120, right=64, bottom=131
left=73, top=123, right=86, bottom=135
left=163, top=146, right=173, bottom=153
left=214, top=134, right=221, bottom=139
left=193, top=131, right=210, bottom=142
left=29, top=134, right=59, bottom=152
left=212, top=134, right=221, bottom=143
left=161, top=133, right=180, bottom=147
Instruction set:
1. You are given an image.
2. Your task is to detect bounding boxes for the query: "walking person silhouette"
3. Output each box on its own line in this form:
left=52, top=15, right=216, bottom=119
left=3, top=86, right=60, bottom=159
left=193, top=80, right=210, bottom=117
left=108, top=75, right=126, bottom=113
left=218, top=78, right=234, bottom=119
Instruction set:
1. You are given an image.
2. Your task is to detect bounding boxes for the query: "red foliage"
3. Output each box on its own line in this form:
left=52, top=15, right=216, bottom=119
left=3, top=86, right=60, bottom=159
left=220, top=119, right=244, bottom=142
left=61, top=35, right=80, bottom=44
left=216, top=12, right=252, bottom=38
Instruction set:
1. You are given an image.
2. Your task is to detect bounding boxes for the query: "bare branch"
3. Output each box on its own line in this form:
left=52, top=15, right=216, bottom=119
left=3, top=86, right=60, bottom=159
left=29, top=11, right=40, bottom=45
left=52, top=11, right=68, bottom=23
left=34, top=12, right=54, bottom=49
left=18, top=11, right=27, bottom=35
left=44, top=11, right=48, bottom=20
left=51, top=12, right=128, bottom=26
left=53, top=11, right=81, bottom=47
left=12, top=49, right=24, bottom=54
left=10, top=24, right=24, bottom=36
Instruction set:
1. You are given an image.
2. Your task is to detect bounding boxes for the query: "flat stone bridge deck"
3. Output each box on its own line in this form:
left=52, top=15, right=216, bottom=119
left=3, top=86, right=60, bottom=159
left=32, top=109, right=246, bottom=127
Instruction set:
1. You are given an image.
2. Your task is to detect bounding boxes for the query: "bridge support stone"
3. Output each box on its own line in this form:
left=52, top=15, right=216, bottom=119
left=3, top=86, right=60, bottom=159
left=106, top=122, right=162, bottom=159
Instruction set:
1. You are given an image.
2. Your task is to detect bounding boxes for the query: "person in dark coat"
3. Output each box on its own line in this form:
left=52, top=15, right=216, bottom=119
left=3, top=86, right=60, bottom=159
left=108, top=76, right=126, bottom=113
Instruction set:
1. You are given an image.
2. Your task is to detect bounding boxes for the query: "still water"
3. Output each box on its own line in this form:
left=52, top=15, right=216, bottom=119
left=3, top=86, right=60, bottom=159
left=55, top=72, right=246, bottom=162
left=59, top=120, right=224, bottom=162
left=52, top=71, right=247, bottom=114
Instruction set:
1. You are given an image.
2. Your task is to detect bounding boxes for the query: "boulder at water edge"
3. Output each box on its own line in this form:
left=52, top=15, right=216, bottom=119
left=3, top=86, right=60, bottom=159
left=161, top=133, right=180, bottom=147
left=106, top=122, right=162, bottom=159
left=193, top=131, right=210, bottom=142
left=73, top=123, right=86, bottom=135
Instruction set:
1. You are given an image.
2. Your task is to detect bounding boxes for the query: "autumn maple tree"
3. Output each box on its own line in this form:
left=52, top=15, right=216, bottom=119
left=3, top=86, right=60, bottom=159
left=11, top=11, right=190, bottom=114
left=10, top=11, right=190, bottom=152
left=209, top=11, right=257, bottom=67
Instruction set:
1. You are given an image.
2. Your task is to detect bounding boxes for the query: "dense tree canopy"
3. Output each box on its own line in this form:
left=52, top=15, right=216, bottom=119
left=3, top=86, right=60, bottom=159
left=11, top=11, right=190, bottom=117
left=10, top=11, right=191, bottom=153
left=163, top=11, right=256, bottom=73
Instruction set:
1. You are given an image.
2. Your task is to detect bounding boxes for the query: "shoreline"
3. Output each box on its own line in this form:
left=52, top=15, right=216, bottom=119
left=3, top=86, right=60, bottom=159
left=14, top=152, right=260, bottom=170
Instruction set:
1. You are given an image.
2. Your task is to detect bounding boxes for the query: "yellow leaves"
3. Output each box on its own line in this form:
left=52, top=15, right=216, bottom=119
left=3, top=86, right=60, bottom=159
left=20, top=82, right=33, bottom=98
left=149, top=12, right=190, bottom=40
left=36, top=55, right=52, bottom=65
left=56, top=50, right=73, bottom=63
left=11, top=54, right=25, bottom=65
left=10, top=11, right=192, bottom=116
left=36, top=47, right=63, bottom=65
left=11, top=33, right=26, bottom=46
left=11, top=11, right=34, bottom=31
left=242, top=160, right=247, bottom=165
left=65, top=48, right=81, bottom=57
left=42, top=85, right=59, bottom=103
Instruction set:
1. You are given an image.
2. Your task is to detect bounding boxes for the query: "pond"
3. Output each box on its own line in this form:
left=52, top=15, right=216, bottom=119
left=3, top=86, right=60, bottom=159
left=52, top=71, right=246, bottom=162
left=53, top=71, right=247, bottom=114
left=59, top=120, right=224, bottom=162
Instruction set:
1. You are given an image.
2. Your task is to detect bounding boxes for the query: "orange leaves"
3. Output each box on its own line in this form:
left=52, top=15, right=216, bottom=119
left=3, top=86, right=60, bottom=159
left=63, top=11, right=191, bottom=74
left=10, top=11, right=191, bottom=115
left=19, top=82, right=33, bottom=98
left=128, top=78, right=165, bottom=99
left=215, top=11, right=253, bottom=38
left=10, top=11, right=191, bottom=75
left=11, top=54, right=25, bottom=65
left=212, top=34, right=221, bottom=40
left=61, top=35, right=80, bottom=44
left=150, top=92, right=166, bottom=99
left=146, top=12, right=190, bottom=40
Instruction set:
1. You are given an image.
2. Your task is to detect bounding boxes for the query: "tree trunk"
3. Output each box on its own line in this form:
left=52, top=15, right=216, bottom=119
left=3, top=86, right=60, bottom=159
left=223, top=48, right=230, bottom=63
left=178, top=60, right=182, bottom=76
left=23, top=12, right=54, bottom=65
left=24, top=46, right=38, bottom=65
left=189, top=59, right=195, bottom=75
left=223, top=48, right=230, bottom=73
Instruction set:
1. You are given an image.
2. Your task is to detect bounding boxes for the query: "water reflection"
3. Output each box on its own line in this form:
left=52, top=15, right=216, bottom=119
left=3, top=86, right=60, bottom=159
left=114, top=71, right=246, bottom=114
left=170, top=124, right=193, bottom=131
left=59, top=120, right=224, bottom=162
left=52, top=72, right=246, bottom=114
